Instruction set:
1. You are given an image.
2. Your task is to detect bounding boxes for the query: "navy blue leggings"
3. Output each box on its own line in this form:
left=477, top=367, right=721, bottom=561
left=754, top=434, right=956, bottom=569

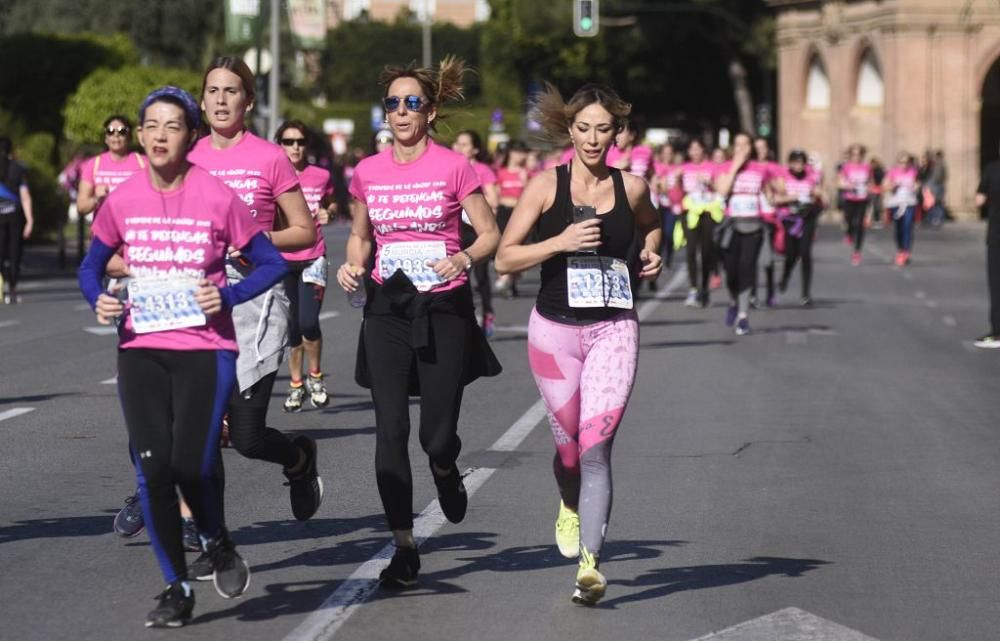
left=284, top=262, right=325, bottom=347
left=893, top=206, right=916, bottom=251
left=118, top=348, right=235, bottom=584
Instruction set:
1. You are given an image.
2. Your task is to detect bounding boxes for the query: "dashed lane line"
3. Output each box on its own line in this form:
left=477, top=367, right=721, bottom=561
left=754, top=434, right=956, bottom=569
left=0, top=407, right=36, bottom=423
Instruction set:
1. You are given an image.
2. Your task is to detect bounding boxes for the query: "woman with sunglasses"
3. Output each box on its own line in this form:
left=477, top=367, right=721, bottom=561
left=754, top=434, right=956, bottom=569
left=77, top=115, right=146, bottom=218
left=186, top=57, right=321, bottom=564
left=495, top=83, right=662, bottom=605
left=336, top=57, right=501, bottom=588
left=79, top=86, right=288, bottom=627
left=838, top=144, right=873, bottom=266
left=452, top=129, right=500, bottom=336
left=272, top=120, right=335, bottom=412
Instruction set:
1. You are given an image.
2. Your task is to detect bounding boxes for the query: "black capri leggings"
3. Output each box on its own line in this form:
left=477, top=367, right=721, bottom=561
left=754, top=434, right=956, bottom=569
left=724, top=229, right=764, bottom=299
left=843, top=199, right=868, bottom=251
left=284, top=260, right=326, bottom=347
left=227, top=371, right=300, bottom=469
left=0, top=216, right=25, bottom=290
left=117, top=348, right=235, bottom=584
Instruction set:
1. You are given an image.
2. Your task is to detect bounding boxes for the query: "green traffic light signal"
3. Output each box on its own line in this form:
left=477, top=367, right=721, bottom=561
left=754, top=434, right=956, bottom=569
left=574, top=0, right=599, bottom=37
left=580, top=16, right=593, bottom=31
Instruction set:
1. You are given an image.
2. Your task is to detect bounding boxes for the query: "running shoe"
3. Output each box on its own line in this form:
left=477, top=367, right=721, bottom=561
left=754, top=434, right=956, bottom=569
left=851, top=251, right=862, bottom=266
left=113, top=491, right=145, bottom=538
left=698, top=290, right=710, bottom=308
left=379, top=545, right=420, bottom=588
left=202, top=531, right=250, bottom=599
left=735, top=317, right=751, bottom=336
left=842, top=234, right=852, bottom=247
left=903, top=250, right=912, bottom=265
left=766, top=295, right=778, bottom=308
left=724, top=305, right=738, bottom=327
left=572, top=547, right=607, bottom=606
left=306, top=373, right=330, bottom=408
left=684, top=289, right=699, bottom=307
left=145, top=581, right=194, bottom=628
left=283, top=383, right=305, bottom=413
left=709, top=273, right=722, bottom=290
left=482, top=312, right=496, bottom=338
left=973, top=334, right=1000, bottom=349
left=894, top=251, right=906, bottom=267
left=555, top=501, right=580, bottom=559
left=182, top=518, right=200, bottom=553
left=188, top=551, right=213, bottom=582
left=431, top=462, right=468, bottom=524
left=284, top=435, right=323, bottom=521
left=800, top=297, right=813, bottom=307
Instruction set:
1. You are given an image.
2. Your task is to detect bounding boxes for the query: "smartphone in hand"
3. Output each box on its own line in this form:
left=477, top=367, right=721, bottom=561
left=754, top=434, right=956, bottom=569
left=572, top=206, right=599, bottom=254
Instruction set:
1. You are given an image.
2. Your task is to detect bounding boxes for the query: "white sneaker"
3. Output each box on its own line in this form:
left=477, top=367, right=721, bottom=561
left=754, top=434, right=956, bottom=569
left=973, top=334, right=1000, bottom=349
left=684, top=289, right=699, bottom=307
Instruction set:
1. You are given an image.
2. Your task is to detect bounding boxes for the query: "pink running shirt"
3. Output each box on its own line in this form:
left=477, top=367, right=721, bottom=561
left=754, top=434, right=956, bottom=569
left=349, top=143, right=482, bottom=292
left=720, top=160, right=774, bottom=218
left=282, top=165, right=331, bottom=262
left=80, top=151, right=146, bottom=194
left=839, top=162, right=872, bottom=202
left=496, top=166, right=527, bottom=201
left=90, top=166, right=259, bottom=352
left=886, top=166, right=919, bottom=207
left=188, top=132, right=300, bottom=233
left=680, top=161, right=718, bottom=200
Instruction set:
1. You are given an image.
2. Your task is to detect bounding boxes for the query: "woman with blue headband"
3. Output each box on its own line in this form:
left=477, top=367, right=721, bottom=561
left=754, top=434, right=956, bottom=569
left=78, top=86, right=288, bottom=628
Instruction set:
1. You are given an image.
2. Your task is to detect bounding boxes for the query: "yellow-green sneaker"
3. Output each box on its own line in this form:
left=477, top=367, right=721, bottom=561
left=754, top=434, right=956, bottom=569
left=572, top=546, right=606, bottom=606
left=555, top=501, right=580, bottom=559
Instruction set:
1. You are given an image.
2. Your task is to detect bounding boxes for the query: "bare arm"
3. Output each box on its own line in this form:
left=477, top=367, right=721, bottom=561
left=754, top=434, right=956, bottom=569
left=19, top=184, right=33, bottom=238
left=76, top=180, right=103, bottom=216
left=625, top=175, right=663, bottom=280
left=482, top=182, right=499, bottom=211
left=272, top=187, right=316, bottom=251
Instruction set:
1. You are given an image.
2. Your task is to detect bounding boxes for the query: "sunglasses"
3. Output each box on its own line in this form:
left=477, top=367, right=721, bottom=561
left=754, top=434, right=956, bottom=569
left=383, top=95, right=425, bottom=112
left=280, top=138, right=307, bottom=147
left=106, top=126, right=130, bottom=136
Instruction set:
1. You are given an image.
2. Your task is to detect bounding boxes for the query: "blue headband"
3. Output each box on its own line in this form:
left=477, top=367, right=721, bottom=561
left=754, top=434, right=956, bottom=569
left=138, top=86, right=201, bottom=131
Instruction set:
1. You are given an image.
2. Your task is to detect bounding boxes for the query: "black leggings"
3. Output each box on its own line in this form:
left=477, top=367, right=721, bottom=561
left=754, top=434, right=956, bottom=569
left=0, top=216, right=24, bottom=290
left=118, top=348, right=234, bottom=584
left=364, top=312, right=467, bottom=531
left=227, top=372, right=300, bottom=468
left=684, top=213, right=716, bottom=293
left=284, top=262, right=325, bottom=347
left=781, top=215, right=818, bottom=298
left=724, top=230, right=764, bottom=300
left=989, top=243, right=1000, bottom=336
left=843, top=200, right=868, bottom=251
left=461, top=223, right=493, bottom=314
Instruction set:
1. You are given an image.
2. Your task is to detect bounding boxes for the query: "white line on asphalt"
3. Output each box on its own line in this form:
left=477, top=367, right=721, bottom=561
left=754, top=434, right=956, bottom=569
left=281, top=267, right=689, bottom=641
left=0, top=320, right=19, bottom=329
left=692, top=606, right=881, bottom=641
left=0, top=407, right=36, bottom=423
left=914, top=290, right=926, bottom=299
left=925, top=300, right=939, bottom=308
left=942, top=316, right=957, bottom=327
left=83, top=326, right=118, bottom=336
left=101, top=376, right=118, bottom=385
left=318, top=311, right=340, bottom=321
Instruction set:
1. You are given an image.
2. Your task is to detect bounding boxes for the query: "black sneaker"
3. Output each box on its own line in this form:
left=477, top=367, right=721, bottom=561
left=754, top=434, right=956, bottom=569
left=202, top=531, right=251, bottom=599
left=283, top=435, right=324, bottom=521
left=113, top=490, right=145, bottom=538
left=182, top=518, right=200, bottom=553
left=188, top=551, right=213, bottom=582
left=145, top=582, right=194, bottom=628
left=379, top=546, right=420, bottom=588
left=431, top=463, right=467, bottom=524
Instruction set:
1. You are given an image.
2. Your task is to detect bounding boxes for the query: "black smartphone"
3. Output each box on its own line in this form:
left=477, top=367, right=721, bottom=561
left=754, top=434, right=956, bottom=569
left=572, top=205, right=597, bottom=224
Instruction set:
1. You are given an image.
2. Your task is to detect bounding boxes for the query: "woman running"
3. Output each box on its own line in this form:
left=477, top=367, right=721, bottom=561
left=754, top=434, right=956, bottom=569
left=77, top=115, right=146, bottom=219
left=273, top=120, right=335, bottom=412
left=495, top=83, right=662, bottom=605
left=776, top=149, right=822, bottom=306
left=679, top=138, right=722, bottom=307
left=838, top=144, right=873, bottom=266
left=452, top=129, right=500, bottom=336
left=0, top=138, right=33, bottom=304
left=335, top=57, right=501, bottom=587
left=187, top=57, right=321, bottom=540
left=715, top=132, right=780, bottom=335
left=494, top=140, right=530, bottom=296
left=753, top=136, right=782, bottom=307
left=78, top=86, right=287, bottom=627
left=883, top=152, right=919, bottom=266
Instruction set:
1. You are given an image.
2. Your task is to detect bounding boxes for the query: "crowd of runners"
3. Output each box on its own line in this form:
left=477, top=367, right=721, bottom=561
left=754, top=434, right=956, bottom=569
left=50, top=50, right=999, bottom=629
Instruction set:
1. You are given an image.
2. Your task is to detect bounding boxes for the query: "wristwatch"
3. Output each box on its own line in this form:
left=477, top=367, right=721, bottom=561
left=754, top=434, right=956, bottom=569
left=460, top=250, right=474, bottom=272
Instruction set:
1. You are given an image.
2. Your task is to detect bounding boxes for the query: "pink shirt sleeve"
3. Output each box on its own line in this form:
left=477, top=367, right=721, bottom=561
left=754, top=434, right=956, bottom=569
left=90, top=195, right=121, bottom=247
left=80, top=157, right=96, bottom=185
left=452, top=158, right=481, bottom=202
left=224, top=191, right=260, bottom=251
left=348, top=164, right=366, bottom=202
left=269, top=152, right=300, bottom=198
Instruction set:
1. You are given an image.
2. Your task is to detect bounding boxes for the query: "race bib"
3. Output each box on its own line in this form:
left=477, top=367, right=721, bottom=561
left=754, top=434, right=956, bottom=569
left=567, top=257, right=633, bottom=310
left=301, top=256, right=328, bottom=287
left=852, top=181, right=869, bottom=198
left=379, top=241, right=447, bottom=292
left=729, top=193, right=760, bottom=217
left=127, top=276, right=206, bottom=334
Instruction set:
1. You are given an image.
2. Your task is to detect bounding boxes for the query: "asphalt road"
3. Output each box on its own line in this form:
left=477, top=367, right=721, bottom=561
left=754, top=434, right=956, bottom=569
left=0, top=220, right=997, bottom=641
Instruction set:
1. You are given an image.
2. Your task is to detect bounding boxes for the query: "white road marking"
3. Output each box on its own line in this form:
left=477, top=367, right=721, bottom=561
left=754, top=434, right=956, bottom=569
left=281, top=267, right=689, bottom=641
left=318, top=311, right=340, bottom=321
left=83, top=326, right=118, bottom=336
left=0, top=320, right=19, bottom=329
left=925, top=300, right=939, bottom=308
left=0, top=407, right=36, bottom=423
left=101, top=376, right=118, bottom=385
left=691, top=606, right=881, bottom=640
left=942, top=316, right=957, bottom=327
left=914, top=290, right=926, bottom=299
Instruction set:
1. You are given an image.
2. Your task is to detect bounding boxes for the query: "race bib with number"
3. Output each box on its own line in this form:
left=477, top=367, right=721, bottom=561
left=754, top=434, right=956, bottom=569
left=379, top=241, right=447, bottom=292
left=729, top=193, right=761, bottom=217
left=567, top=257, right=633, bottom=310
left=301, top=256, right=328, bottom=287
left=127, top=276, right=206, bottom=334
left=852, top=182, right=869, bottom=198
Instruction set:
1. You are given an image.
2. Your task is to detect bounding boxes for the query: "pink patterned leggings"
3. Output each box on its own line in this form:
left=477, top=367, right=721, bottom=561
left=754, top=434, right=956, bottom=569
left=527, top=307, right=639, bottom=560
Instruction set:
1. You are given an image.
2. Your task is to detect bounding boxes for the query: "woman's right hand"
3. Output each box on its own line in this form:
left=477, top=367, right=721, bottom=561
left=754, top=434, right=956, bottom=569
left=559, top=218, right=602, bottom=253
left=337, top=263, right=366, bottom=292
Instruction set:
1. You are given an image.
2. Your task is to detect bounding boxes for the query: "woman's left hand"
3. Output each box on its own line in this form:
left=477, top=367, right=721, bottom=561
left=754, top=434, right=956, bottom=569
left=194, top=279, right=223, bottom=316
left=428, top=255, right=466, bottom=284
left=638, top=248, right=663, bottom=280
left=22, top=220, right=32, bottom=240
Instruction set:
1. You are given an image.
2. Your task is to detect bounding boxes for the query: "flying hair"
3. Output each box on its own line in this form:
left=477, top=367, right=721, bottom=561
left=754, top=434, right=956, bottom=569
left=377, top=56, right=468, bottom=131
left=530, top=82, right=632, bottom=147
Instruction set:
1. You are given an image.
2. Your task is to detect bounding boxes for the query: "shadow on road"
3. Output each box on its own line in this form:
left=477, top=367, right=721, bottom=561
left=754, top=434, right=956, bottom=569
left=641, top=340, right=735, bottom=349
left=639, top=319, right=707, bottom=328
left=232, top=514, right=387, bottom=547
left=293, top=426, right=376, bottom=441
left=0, top=515, right=112, bottom=544
left=0, top=392, right=79, bottom=405
left=600, top=555, right=831, bottom=608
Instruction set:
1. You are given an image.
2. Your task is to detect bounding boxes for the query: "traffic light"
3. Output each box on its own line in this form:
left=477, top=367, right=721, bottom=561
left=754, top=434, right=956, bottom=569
left=574, top=0, right=599, bottom=38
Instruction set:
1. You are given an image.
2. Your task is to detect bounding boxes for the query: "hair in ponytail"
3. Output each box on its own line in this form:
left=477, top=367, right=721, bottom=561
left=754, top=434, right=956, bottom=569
left=378, top=56, right=468, bottom=131
left=530, top=82, right=632, bottom=147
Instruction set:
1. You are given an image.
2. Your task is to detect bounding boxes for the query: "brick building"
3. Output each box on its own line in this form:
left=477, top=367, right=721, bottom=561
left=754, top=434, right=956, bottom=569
left=768, top=0, right=1000, bottom=214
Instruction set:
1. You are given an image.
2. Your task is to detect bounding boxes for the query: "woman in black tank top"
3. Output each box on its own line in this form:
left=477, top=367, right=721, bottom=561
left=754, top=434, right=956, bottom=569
left=494, top=84, right=662, bottom=606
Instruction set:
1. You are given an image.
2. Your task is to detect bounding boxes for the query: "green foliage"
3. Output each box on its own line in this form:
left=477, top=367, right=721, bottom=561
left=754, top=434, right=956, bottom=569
left=16, top=133, right=68, bottom=236
left=63, top=66, right=202, bottom=146
left=0, top=32, right=136, bottom=135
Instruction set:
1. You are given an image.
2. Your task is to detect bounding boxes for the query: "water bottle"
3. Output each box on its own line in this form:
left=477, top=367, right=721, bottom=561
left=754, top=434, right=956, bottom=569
left=347, top=286, right=366, bottom=309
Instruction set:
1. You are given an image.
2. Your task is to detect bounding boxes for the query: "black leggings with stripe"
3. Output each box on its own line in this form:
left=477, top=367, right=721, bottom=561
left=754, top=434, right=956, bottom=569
left=118, top=348, right=235, bottom=584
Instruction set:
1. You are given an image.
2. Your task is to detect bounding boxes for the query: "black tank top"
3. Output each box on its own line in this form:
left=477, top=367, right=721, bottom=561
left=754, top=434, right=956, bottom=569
left=535, top=164, right=637, bottom=324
